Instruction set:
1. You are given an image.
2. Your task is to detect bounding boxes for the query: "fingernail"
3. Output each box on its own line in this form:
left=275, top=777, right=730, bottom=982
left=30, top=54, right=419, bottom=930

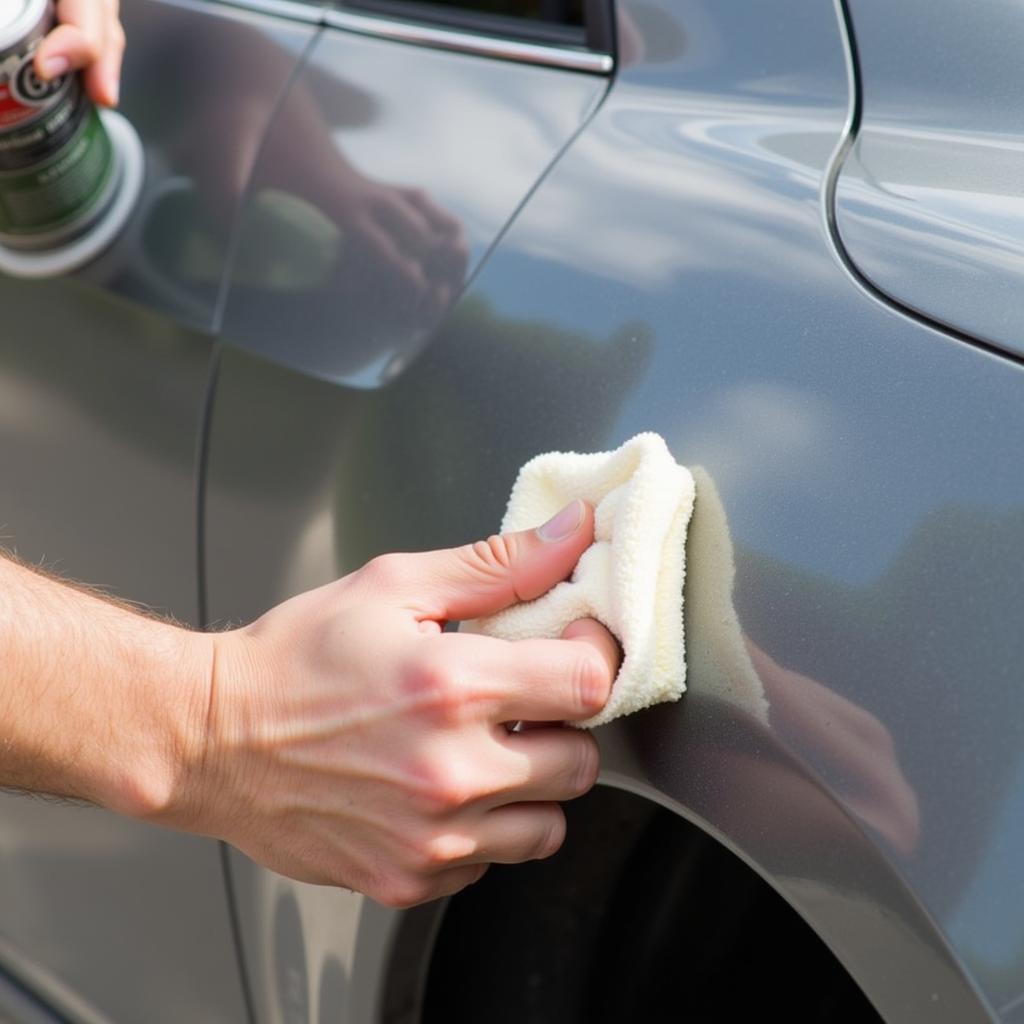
left=39, top=56, right=69, bottom=79
left=108, top=78, right=119, bottom=106
left=536, top=499, right=584, bottom=543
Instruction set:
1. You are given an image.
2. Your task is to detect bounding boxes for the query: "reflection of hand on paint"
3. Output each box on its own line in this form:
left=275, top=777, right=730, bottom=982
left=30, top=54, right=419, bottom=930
left=309, top=162, right=469, bottom=321
left=171, top=28, right=468, bottom=317
left=679, top=467, right=919, bottom=857
left=36, top=0, right=124, bottom=107
left=747, top=639, right=921, bottom=856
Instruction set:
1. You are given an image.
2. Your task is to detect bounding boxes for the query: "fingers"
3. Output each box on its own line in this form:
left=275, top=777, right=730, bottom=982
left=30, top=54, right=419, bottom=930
left=462, top=802, right=567, bottom=865
left=364, top=190, right=467, bottom=322
left=424, top=863, right=490, bottom=903
left=376, top=863, right=490, bottom=909
left=36, top=0, right=122, bottom=107
left=417, top=616, right=618, bottom=724
left=373, top=193, right=434, bottom=262
left=382, top=804, right=568, bottom=905
left=560, top=616, right=622, bottom=693
left=396, top=499, right=594, bottom=622
left=359, top=214, right=429, bottom=297
left=424, top=226, right=469, bottom=289
left=491, top=726, right=600, bottom=804
left=83, top=16, right=124, bottom=107
left=402, top=187, right=459, bottom=235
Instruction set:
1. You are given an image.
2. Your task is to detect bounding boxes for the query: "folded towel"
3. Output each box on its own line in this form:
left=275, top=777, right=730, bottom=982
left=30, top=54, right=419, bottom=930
left=466, top=432, right=696, bottom=727
left=466, top=433, right=770, bottom=728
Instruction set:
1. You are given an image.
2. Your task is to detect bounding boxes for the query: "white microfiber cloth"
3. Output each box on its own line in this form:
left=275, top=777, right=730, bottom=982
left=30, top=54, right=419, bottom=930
left=466, top=433, right=696, bottom=727
left=466, top=434, right=771, bottom=728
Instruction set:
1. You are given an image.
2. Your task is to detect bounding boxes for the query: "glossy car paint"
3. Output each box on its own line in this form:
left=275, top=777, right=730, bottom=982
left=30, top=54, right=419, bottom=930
left=1, top=1, right=1021, bottom=1022
left=201, top=1, right=1024, bottom=1022
left=206, top=15, right=610, bottom=1022
left=0, top=1, right=315, bottom=1021
left=834, top=0, right=1024, bottom=362
left=219, top=18, right=607, bottom=385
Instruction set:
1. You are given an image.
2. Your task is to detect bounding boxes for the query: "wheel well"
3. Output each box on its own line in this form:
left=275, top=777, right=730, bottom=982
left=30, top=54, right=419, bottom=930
left=383, top=784, right=882, bottom=1022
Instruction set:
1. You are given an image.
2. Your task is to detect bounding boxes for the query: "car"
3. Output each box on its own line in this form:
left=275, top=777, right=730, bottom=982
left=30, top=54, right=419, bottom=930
left=2, top=0, right=1022, bottom=1021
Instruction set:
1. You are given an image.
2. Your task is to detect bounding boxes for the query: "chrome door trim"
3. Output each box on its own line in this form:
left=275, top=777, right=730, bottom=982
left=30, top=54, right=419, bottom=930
left=211, top=0, right=613, bottom=73
left=324, top=9, right=613, bottom=73
left=215, top=0, right=327, bottom=24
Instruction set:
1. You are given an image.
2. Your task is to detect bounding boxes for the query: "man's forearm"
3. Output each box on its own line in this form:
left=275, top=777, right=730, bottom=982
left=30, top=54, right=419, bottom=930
left=0, top=553, right=212, bottom=818
left=0, top=505, right=622, bottom=907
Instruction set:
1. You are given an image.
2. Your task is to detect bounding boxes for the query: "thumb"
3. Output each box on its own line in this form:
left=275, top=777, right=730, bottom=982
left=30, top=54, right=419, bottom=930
left=411, top=499, right=593, bottom=622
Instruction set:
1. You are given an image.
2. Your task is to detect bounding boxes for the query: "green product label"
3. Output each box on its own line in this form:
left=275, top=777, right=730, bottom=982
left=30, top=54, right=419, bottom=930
left=0, top=105, right=113, bottom=237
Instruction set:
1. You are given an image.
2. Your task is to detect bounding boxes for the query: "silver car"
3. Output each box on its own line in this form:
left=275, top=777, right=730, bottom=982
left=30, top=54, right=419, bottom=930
left=1, top=0, right=1022, bottom=1021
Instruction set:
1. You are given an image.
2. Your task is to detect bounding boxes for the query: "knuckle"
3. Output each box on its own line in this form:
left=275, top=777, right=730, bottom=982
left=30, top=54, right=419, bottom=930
left=405, top=649, right=468, bottom=724
left=419, top=760, right=479, bottom=813
left=360, top=551, right=409, bottom=591
left=422, top=831, right=478, bottom=868
left=110, top=22, right=126, bottom=51
left=80, top=27, right=104, bottom=62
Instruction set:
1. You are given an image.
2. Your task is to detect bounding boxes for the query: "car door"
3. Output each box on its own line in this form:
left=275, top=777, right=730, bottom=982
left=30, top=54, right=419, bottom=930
left=203, top=0, right=612, bottom=1019
left=0, top=2, right=318, bottom=1021
left=206, top=1, right=1024, bottom=1022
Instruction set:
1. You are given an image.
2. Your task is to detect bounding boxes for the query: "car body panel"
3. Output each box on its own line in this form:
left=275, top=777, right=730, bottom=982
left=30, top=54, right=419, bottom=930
left=0, top=258, right=248, bottom=1024
left=203, top=1, right=1024, bottom=1021
left=0, top=0, right=316, bottom=1020
left=83, top=0, right=319, bottom=333
left=834, top=0, right=1024, bottom=362
left=218, top=20, right=607, bottom=385
left=2, top=0, right=1022, bottom=1021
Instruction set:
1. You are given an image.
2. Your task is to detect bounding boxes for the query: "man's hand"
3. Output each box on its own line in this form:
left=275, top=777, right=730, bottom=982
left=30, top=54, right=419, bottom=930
left=35, top=0, right=125, bottom=107
left=0, top=502, right=615, bottom=907
left=164, top=501, right=618, bottom=907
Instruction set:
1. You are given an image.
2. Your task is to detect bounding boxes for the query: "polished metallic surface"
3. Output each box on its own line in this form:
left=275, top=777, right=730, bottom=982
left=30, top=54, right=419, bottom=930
left=78, top=0, right=318, bottom=332
left=2, top=0, right=1022, bottom=1019
left=324, top=9, right=613, bottom=74
left=0, top=0, right=314, bottom=1018
left=223, top=848, right=398, bottom=1024
left=218, top=20, right=606, bottom=384
left=216, top=0, right=329, bottom=24
left=834, top=0, right=1024, bottom=362
left=0, top=964, right=65, bottom=1024
left=211, top=21, right=608, bottom=1021
left=205, top=0, right=1022, bottom=1021
left=0, top=270, right=247, bottom=1024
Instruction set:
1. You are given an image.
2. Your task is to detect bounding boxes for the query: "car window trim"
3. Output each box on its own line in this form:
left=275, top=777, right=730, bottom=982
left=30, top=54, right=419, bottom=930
left=216, top=0, right=328, bottom=25
left=325, top=7, right=612, bottom=73
left=210, top=0, right=613, bottom=75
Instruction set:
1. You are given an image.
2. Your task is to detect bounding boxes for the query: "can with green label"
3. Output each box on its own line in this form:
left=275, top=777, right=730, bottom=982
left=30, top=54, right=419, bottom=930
left=0, top=0, right=120, bottom=251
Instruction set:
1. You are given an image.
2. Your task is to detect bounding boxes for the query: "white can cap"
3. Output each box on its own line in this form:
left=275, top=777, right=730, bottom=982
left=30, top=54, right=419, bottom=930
left=0, top=0, right=48, bottom=51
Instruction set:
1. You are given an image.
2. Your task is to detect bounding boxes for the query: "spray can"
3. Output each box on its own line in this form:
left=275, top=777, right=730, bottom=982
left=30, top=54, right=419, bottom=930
left=0, top=0, right=120, bottom=251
